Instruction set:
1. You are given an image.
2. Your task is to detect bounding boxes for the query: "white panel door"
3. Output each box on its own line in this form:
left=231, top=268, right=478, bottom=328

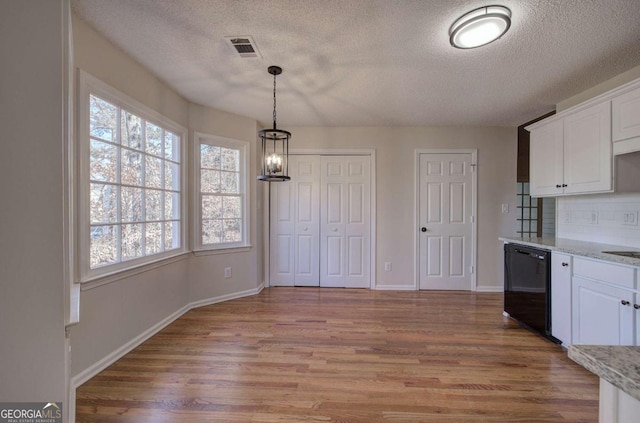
left=419, top=153, right=472, bottom=290
left=320, top=156, right=370, bottom=288
left=270, top=155, right=320, bottom=286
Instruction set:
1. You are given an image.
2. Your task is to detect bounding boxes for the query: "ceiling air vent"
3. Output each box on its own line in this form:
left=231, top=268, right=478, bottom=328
left=226, top=36, right=262, bottom=58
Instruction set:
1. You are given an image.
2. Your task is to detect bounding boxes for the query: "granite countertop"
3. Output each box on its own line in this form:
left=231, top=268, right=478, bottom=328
left=568, top=345, right=640, bottom=401
left=499, top=236, right=640, bottom=267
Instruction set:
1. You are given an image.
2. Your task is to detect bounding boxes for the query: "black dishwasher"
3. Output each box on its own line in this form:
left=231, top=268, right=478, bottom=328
left=504, top=243, right=558, bottom=342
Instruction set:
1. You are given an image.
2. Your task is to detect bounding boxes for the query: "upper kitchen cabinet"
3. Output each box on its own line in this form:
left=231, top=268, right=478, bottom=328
left=612, top=85, right=640, bottom=154
left=529, top=102, right=612, bottom=197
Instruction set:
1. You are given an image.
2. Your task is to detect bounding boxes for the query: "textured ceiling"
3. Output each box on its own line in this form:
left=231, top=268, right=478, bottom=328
left=72, top=0, right=640, bottom=127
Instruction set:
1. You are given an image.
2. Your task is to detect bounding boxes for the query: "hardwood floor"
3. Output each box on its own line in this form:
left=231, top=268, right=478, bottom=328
left=76, top=288, right=598, bottom=422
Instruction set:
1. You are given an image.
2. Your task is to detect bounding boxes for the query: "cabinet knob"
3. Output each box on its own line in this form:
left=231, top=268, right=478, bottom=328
left=562, top=184, right=568, bottom=187
left=421, top=227, right=427, bottom=232
left=634, top=304, right=640, bottom=310
left=621, top=300, right=630, bottom=306
left=556, top=184, right=562, bottom=188
left=561, top=262, right=569, bottom=267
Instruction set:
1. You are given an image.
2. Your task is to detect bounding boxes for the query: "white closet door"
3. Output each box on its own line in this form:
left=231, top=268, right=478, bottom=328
left=269, top=155, right=320, bottom=286
left=320, top=156, right=370, bottom=288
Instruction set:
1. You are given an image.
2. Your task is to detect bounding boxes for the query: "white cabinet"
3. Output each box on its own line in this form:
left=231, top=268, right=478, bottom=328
left=612, top=85, right=640, bottom=154
left=529, top=102, right=612, bottom=197
left=530, top=120, right=564, bottom=197
left=572, top=276, right=635, bottom=345
left=563, top=102, right=612, bottom=194
left=571, top=257, right=636, bottom=346
left=551, top=252, right=572, bottom=346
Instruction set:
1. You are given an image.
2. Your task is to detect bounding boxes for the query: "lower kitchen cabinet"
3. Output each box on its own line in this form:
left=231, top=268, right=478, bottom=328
left=572, top=276, right=635, bottom=345
left=551, top=252, right=572, bottom=345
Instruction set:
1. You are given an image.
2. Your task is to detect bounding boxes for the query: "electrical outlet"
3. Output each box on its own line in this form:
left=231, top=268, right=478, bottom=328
left=384, top=262, right=392, bottom=272
left=224, top=267, right=232, bottom=278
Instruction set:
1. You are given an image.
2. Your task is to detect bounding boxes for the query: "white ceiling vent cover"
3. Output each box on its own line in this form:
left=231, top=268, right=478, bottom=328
left=226, top=36, right=262, bottom=58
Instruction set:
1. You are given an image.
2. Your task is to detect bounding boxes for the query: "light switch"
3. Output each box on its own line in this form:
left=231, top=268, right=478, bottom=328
left=501, top=204, right=509, bottom=214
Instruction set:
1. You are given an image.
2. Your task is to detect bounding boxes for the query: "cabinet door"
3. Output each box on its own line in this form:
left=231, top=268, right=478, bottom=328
left=563, top=102, right=612, bottom=194
left=612, top=86, right=640, bottom=143
left=551, top=252, right=572, bottom=346
left=530, top=119, right=563, bottom=197
left=572, top=276, right=634, bottom=345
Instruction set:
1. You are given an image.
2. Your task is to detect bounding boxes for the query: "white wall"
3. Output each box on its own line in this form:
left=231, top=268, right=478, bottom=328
left=286, top=126, right=518, bottom=290
left=557, top=194, right=640, bottom=248
left=187, top=104, right=264, bottom=301
left=0, top=0, right=67, bottom=402
left=69, top=15, right=263, bottom=382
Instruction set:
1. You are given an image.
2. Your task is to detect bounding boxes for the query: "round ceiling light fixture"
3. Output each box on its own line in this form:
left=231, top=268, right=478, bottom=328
left=449, top=5, right=511, bottom=49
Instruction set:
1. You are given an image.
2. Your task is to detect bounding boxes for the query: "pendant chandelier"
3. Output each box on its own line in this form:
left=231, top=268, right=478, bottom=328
left=258, top=66, right=291, bottom=182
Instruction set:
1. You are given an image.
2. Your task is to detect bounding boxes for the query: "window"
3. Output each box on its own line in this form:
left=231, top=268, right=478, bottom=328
left=78, top=71, right=186, bottom=281
left=195, top=132, right=249, bottom=251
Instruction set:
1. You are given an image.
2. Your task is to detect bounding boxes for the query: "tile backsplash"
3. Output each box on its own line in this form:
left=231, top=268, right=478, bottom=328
left=556, top=193, right=640, bottom=248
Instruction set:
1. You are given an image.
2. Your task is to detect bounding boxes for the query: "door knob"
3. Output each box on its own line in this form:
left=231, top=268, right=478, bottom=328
left=561, top=262, right=569, bottom=267
left=421, top=227, right=427, bottom=232
left=621, top=300, right=630, bottom=306
left=634, top=304, right=640, bottom=310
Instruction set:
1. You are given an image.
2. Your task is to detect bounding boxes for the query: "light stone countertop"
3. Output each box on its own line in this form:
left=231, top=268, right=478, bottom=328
left=499, top=236, right=640, bottom=267
left=568, top=345, right=640, bottom=401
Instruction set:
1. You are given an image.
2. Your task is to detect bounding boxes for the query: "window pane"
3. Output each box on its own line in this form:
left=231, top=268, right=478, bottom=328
left=121, top=111, right=143, bottom=150
left=90, top=139, right=117, bottom=182
left=90, top=225, right=117, bottom=268
left=121, top=223, right=143, bottom=260
left=146, top=222, right=162, bottom=255
left=165, top=192, right=180, bottom=220
left=121, top=150, right=142, bottom=186
left=146, top=122, right=162, bottom=156
left=221, top=171, right=239, bottom=194
left=201, top=169, right=221, bottom=193
left=202, top=219, right=222, bottom=245
left=121, top=186, right=143, bottom=223
left=224, top=219, right=242, bottom=243
left=165, top=131, right=180, bottom=161
left=165, top=221, right=179, bottom=250
left=145, top=156, right=162, bottom=188
left=202, top=195, right=222, bottom=219
left=221, top=148, right=239, bottom=171
left=201, top=145, right=221, bottom=169
left=223, top=196, right=241, bottom=219
left=90, top=183, right=117, bottom=224
left=146, top=189, right=162, bottom=221
left=89, top=95, right=117, bottom=142
left=164, top=161, right=179, bottom=191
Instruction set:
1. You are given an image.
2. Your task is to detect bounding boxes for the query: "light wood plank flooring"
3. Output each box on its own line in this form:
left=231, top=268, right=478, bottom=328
left=76, top=288, right=598, bottom=422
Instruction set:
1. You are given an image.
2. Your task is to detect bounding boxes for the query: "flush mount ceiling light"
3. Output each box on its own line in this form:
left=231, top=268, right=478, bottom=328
left=258, top=66, right=291, bottom=182
left=449, top=5, right=511, bottom=49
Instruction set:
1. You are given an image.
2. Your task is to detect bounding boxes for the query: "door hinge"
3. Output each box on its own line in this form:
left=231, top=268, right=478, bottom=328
left=469, top=266, right=474, bottom=274
left=470, top=163, right=477, bottom=172
left=470, top=215, right=475, bottom=223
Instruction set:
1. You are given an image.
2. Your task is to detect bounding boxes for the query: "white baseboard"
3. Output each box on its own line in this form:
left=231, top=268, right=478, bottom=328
left=475, top=285, right=504, bottom=292
left=71, top=282, right=264, bottom=390
left=374, top=284, right=417, bottom=290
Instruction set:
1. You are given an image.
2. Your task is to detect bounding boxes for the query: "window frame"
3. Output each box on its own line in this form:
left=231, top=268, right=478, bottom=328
left=194, top=132, right=250, bottom=252
left=77, top=70, right=187, bottom=283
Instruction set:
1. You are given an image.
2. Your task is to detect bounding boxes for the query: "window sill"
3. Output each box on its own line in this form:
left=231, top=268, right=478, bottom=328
left=192, top=245, right=253, bottom=256
left=80, top=252, right=190, bottom=291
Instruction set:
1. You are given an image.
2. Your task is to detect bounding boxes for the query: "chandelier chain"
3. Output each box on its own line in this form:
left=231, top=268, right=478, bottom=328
left=272, top=73, right=277, bottom=129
